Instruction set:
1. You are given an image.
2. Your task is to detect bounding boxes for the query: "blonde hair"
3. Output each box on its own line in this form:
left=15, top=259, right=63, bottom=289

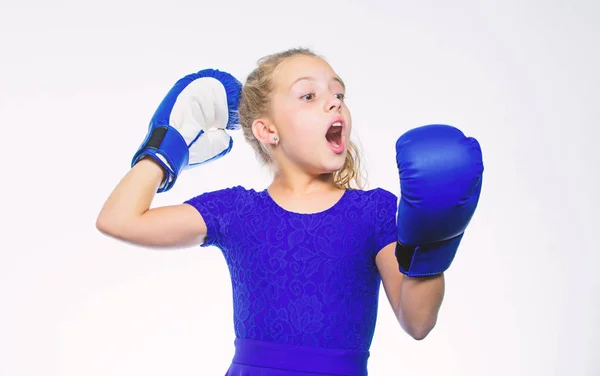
left=238, top=48, right=366, bottom=190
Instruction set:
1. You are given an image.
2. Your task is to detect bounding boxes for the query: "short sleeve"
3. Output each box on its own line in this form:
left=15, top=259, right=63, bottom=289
left=183, top=185, right=244, bottom=248
left=374, top=188, right=398, bottom=256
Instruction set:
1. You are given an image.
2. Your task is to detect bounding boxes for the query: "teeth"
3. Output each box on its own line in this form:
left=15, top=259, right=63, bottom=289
left=331, top=121, right=342, bottom=127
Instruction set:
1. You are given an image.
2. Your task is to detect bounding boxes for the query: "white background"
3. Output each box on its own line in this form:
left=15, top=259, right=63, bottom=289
left=1, top=0, right=599, bottom=375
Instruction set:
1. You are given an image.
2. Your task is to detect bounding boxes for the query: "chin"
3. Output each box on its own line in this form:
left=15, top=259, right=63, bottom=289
left=321, top=154, right=347, bottom=173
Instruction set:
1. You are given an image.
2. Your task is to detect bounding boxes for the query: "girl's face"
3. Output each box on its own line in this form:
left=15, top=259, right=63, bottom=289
left=267, top=55, right=352, bottom=176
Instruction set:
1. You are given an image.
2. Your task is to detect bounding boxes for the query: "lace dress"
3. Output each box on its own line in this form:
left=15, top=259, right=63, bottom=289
left=184, top=186, right=398, bottom=375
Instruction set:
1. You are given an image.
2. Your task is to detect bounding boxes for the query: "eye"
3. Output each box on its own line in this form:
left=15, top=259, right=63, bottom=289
left=301, top=93, right=315, bottom=101
left=335, top=93, right=345, bottom=101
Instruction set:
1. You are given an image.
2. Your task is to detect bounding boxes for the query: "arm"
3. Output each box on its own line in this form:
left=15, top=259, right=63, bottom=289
left=379, top=124, right=483, bottom=339
left=397, top=273, right=444, bottom=340
left=376, top=242, right=444, bottom=340
left=96, top=157, right=207, bottom=249
left=96, top=68, right=242, bottom=249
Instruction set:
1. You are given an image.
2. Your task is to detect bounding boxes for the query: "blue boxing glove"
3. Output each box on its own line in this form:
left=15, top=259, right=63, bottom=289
left=131, top=69, right=242, bottom=192
left=395, top=124, right=484, bottom=277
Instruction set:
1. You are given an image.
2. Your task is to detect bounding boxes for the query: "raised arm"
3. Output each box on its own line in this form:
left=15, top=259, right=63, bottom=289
left=96, top=68, right=243, bottom=249
left=96, top=157, right=207, bottom=248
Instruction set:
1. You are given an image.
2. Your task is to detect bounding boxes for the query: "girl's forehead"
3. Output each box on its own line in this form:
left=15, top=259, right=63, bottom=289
left=273, top=56, right=342, bottom=90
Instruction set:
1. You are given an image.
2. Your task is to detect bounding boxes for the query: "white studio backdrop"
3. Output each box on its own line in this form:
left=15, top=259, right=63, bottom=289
left=1, top=0, right=598, bottom=375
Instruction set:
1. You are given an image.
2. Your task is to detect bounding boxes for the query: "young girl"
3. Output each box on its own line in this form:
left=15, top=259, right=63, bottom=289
left=97, top=48, right=483, bottom=375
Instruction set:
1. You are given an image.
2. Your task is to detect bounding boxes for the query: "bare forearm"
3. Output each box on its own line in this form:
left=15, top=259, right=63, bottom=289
left=397, top=273, right=445, bottom=340
left=97, top=158, right=165, bottom=227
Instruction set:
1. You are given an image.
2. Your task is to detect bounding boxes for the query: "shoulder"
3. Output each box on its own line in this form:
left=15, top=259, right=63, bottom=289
left=184, top=185, right=263, bottom=208
left=347, top=187, right=398, bottom=205
left=187, top=184, right=257, bottom=198
left=372, top=187, right=398, bottom=203
left=341, top=188, right=398, bottom=256
left=346, top=188, right=397, bottom=226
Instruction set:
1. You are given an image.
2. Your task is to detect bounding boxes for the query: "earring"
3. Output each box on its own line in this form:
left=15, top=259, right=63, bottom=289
left=273, top=136, right=279, bottom=146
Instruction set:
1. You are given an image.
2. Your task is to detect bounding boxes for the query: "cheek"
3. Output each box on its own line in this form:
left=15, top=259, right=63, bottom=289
left=285, top=111, right=321, bottom=137
left=344, top=109, right=352, bottom=134
left=281, top=118, right=325, bottom=158
left=289, top=122, right=322, bottom=148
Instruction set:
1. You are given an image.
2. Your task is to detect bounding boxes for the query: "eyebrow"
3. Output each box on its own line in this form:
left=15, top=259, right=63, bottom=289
left=289, top=76, right=346, bottom=91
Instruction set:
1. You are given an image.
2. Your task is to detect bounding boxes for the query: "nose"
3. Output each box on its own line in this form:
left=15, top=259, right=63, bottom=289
left=326, top=94, right=342, bottom=112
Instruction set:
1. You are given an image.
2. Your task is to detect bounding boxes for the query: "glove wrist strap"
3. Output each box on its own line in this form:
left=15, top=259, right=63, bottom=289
left=131, top=125, right=190, bottom=193
left=395, top=233, right=464, bottom=277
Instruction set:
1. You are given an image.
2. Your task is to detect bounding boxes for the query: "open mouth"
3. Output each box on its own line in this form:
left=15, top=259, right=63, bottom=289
left=326, top=121, right=343, bottom=149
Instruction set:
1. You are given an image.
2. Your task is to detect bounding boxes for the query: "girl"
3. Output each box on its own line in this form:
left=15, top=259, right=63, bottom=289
left=97, top=48, right=480, bottom=375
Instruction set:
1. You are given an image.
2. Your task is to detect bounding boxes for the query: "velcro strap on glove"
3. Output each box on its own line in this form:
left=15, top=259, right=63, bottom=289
left=131, top=125, right=190, bottom=192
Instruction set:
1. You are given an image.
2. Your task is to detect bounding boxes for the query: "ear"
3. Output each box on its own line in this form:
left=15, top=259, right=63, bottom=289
left=252, top=118, right=278, bottom=145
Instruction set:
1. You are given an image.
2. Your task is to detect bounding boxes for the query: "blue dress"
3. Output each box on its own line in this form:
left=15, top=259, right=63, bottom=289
left=184, top=186, right=398, bottom=375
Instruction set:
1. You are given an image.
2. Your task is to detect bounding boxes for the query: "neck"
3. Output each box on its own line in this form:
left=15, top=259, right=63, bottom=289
left=269, top=164, right=340, bottom=197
